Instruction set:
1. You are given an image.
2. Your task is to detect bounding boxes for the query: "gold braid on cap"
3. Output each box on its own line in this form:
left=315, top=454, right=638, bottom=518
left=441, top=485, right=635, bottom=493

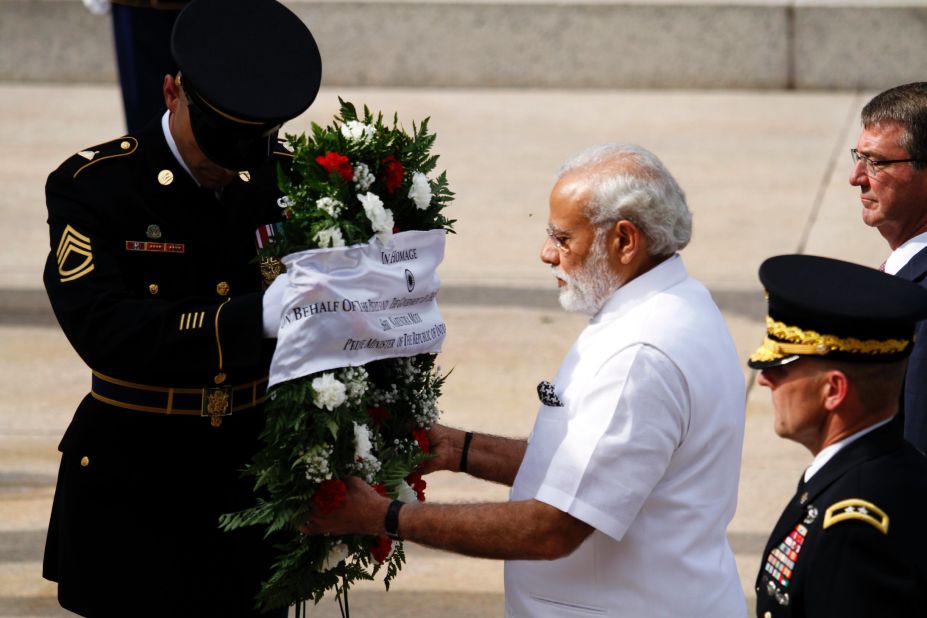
left=750, top=317, right=912, bottom=363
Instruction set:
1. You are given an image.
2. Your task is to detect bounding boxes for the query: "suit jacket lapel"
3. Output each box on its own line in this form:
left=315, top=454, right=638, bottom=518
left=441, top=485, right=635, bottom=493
left=895, top=245, right=927, bottom=283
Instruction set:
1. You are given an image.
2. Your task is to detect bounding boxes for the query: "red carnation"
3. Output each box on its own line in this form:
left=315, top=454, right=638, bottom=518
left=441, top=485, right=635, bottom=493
left=312, top=479, right=347, bottom=514
left=371, top=483, right=388, bottom=497
left=368, top=406, right=391, bottom=426
left=406, top=472, right=427, bottom=502
left=382, top=155, right=405, bottom=194
left=316, top=152, right=354, bottom=182
left=411, top=428, right=430, bottom=454
left=370, top=536, right=393, bottom=564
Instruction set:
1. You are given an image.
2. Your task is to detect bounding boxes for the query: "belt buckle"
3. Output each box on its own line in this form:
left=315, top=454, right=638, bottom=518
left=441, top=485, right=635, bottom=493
left=201, top=385, right=234, bottom=427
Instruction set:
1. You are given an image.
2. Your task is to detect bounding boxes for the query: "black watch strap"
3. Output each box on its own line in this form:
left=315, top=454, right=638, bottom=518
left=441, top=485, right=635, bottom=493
left=384, top=499, right=404, bottom=540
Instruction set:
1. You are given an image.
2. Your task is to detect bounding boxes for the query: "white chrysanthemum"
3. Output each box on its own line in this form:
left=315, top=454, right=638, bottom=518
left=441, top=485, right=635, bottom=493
left=353, top=163, right=375, bottom=192
left=314, top=227, right=345, bottom=248
left=357, top=192, right=395, bottom=244
left=353, top=422, right=374, bottom=461
left=312, top=373, right=347, bottom=411
left=315, top=197, right=344, bottom=218
left=396, top=480, right=418, bottom=504
left=408, top=172, right=432, bottom=210
left=277, top=195, right=294, bottom=209
left=340, top=120, right=376, bottom=142
left=320, top=543, right=350, bottom=572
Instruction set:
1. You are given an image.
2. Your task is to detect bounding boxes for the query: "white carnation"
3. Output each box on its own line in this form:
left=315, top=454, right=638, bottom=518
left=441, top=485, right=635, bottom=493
left=314, top=227, right=345, bottom=248
left=353, top=422, right=374, bottom=461
left=320, top=542, right=350, bottom=572
left=357, top=192, right=395, bottom=244
left=408, top=172, right=432, bottom=210
left=353, top=163, right=376, bottom=192
left=312, top=373, right=347, bottom=411
left=315, top=197, right=344, bottom=218
left=277, top=195, right=294, bottom=209
left=340, top=120, right=376, bottom=142
left=396, top=480, right=418, bottom=504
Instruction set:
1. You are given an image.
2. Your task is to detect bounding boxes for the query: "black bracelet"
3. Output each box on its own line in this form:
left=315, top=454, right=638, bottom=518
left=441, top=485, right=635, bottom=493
left=459, top=431, right=474, bottom=474
left=384, top=499, right=404, bottom=540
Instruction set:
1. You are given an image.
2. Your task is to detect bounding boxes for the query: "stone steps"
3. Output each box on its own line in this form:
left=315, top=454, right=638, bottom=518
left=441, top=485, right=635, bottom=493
left=1, top=0, right=926, bottom=89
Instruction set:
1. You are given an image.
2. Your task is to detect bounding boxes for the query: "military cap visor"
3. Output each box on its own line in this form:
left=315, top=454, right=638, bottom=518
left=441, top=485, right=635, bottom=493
left=748, top=254, right=927, bottom=369
left=171, top=0, right=322, bottom=170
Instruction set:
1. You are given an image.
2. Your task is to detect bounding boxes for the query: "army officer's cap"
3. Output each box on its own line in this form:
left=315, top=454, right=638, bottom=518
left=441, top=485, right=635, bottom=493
left=171, top=0, right=322, bottom=171
left=748, top=254, right=927, bottom=369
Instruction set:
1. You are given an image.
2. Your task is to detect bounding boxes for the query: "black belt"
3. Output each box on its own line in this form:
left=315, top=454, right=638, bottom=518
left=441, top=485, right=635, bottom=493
left=91, top=371, right=268, bottom=426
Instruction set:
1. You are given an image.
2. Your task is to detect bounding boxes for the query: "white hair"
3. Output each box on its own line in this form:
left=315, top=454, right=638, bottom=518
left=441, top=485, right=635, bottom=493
left=557, top=143, right=692, bottom=256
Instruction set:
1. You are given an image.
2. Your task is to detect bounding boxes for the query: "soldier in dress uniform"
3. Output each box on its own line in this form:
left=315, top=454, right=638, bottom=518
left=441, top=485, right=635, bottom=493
left=749, top=254, right=927, bottom=618
left=41, top=0, right=321, bottom=615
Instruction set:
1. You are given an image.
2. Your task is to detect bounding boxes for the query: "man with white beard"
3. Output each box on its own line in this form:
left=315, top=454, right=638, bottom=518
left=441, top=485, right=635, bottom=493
left=305, top=144, right=747, bottom=617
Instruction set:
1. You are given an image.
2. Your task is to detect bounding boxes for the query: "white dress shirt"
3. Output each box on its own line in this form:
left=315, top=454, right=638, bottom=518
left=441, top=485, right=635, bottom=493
left=803, top=417, right=894, bottom=482
left=505, top=255, right=747, bottom=617
left=884, top=230, right=927, bottom=275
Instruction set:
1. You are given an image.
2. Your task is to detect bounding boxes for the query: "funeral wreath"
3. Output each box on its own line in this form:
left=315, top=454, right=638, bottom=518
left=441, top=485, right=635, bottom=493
left=220, top=100, right=455, bottom=613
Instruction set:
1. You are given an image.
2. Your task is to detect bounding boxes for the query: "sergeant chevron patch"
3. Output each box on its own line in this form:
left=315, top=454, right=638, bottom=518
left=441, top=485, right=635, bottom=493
left=823, top=498, right=889, bottom=534
left=56, top=225, right=94, bottom=282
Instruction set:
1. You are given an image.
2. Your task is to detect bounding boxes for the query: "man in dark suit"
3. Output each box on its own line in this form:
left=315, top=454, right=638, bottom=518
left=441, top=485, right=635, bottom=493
left=42, top=0, right=321, bottom=615
left=850, top=82, right=927, bottom=452
left=749, top=254, right=927, bottom=617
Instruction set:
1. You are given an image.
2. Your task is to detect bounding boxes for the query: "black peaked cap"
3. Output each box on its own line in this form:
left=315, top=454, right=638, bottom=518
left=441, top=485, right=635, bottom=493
left=748, top=254, right=927, bottom=369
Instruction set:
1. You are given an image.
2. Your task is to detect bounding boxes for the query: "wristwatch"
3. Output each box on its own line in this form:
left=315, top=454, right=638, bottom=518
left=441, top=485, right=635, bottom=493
left=384, top=499, right=404, bottom=540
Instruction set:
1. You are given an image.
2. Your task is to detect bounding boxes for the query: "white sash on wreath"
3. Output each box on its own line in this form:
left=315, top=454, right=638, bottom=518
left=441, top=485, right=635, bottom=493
left=268, top=229, right=447, bottom=388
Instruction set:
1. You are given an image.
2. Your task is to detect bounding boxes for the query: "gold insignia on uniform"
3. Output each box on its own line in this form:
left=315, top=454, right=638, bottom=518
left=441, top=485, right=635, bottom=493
left=158, top=170, right=174, bottom=186
left=73, top=137, right=138, bottom=178
left=216, top=281, right=230, bottom=296
left=179, top=311, right=206, bottom=331
left=56, top=225, right=94, bottom=282
left=260, top=257, right=284, bottom=285
left=238, top=171, right=251, bottom=182
left=148, top=284, right=159, bottom=295
left=146, top=224, right=162, bottom=239
left=202, top=385, right=233, bottom=427
left=823, top=498, right=889, bottom=534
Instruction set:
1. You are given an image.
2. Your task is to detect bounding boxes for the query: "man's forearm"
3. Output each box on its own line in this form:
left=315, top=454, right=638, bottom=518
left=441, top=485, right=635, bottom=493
left=397, top=499, right=591, bottom=561
left=458, top=432, right=527, bottom=486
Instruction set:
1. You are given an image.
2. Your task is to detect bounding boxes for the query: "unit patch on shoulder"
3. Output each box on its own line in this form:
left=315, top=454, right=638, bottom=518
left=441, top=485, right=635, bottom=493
left=823, top=499, right=889, bottom=535
left=56, top=225, right=94, bottom=282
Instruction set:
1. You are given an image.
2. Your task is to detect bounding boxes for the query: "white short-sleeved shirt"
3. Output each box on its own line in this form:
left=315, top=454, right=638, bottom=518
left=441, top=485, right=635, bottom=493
left=505, top=255, right=746, bottom=617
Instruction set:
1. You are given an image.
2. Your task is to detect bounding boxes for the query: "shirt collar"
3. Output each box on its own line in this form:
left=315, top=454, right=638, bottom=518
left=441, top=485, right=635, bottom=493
left=884, top=230, right=927, bottom=274
left=804, top=416, right=894, bottom=482
left=592, top=254, right=687, bottom=324
left=161, top=110, right=198, bottom=186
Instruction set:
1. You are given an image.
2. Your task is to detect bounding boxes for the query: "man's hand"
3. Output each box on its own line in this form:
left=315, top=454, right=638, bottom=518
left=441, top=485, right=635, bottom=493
left=261, top=274, right=288, bottom=338
left=303, top=477, right=391, bottom=537
left=418, top=424, right=464, bottom=475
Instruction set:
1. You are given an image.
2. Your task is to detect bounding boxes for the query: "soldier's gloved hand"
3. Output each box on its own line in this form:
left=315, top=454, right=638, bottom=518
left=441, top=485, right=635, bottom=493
left=81, top=0, right=111, bottom=15
left=262, top=274, right=287, bottom=338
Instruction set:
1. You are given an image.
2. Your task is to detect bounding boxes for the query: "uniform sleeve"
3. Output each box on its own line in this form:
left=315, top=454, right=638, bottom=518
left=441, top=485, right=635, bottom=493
left=531, top=344, right=689, bottom=540
left=43, top=169, right=263, bottom=381
left=803, top=519, right=924, bottom=616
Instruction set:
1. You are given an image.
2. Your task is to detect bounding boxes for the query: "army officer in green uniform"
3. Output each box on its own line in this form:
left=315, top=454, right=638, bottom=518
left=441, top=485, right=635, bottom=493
left=750, top=255, right=927, bottom=617
left=41, top=0, right=321, bottom=615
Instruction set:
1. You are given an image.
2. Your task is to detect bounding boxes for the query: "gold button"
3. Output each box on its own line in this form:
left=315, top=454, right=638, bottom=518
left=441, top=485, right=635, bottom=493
left=80, top=456, right=90, bottom=467
left=214, top=372, right=226, bottom=385
left=149, top=284, right=159, bottom=295
left=216, top=281, right=230, bottom=296
left=120, top=140, right=131, bottom=150
left=238, top=171, right=251, bottom=183
left=158, top=169, right=174, bottom=186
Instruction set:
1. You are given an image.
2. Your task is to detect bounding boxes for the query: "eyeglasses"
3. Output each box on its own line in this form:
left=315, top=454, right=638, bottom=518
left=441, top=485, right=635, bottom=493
left=850, top=148, right=922, bottom=177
